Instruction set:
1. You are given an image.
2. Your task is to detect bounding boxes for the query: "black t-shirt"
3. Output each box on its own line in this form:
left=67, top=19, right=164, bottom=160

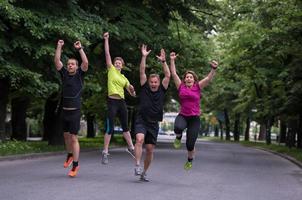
left=59, top=67, right=85, bottom=109
left=137, top=83, right=167, bottom=122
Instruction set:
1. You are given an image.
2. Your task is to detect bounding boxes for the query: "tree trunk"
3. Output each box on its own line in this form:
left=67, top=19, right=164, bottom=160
left=233, top=113, right=240, bottom=142
left=297, top=114, right=302, bottom=149
left=218, top=120, right=224, bottom=140
left=0, top=78, right=9, bottom=141
left=279, top=119, right=287, bottom=143
left=244, top=116, right=250, bottom=141
left=11, top=97, right=29, bottom=141
left=214, top=125, right=219, bottom=137
left=86, top=113, right=95, bottom=138
left=43, top=93, right=64, bottom=145
left=224, top=108, right=230, bottom=141
left=266, top=119, right=272, bottom=145
left=286, top=119, right=297, bottom=148
left=258, top=123, right=266, bottom=141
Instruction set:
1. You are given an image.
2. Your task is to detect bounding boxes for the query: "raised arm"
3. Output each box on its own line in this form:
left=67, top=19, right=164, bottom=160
left=156, top=49, right=170, bottom=89
left=169, top=52, right=181, bottom=90
left=140, top=44, right=151, bottom=86
left=74, top=41, right=88, bottom=72
left=103, top=32, right=112, bottom=68
left=198, top=60, right=218, bottom=89
left=54, top=40, right=64, bottom=71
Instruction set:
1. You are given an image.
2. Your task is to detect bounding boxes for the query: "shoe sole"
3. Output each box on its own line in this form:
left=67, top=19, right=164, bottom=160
left=126, top=149, right=135, bottom=159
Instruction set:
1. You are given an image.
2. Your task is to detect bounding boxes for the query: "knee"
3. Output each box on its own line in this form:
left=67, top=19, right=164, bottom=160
left=136, top=136, right=144, bottom=145
left=186, top=143, right=195, bottom=152
left=174, top=126, right=183, bottom=134
left=71, top=135, right=78, bottom=143
left=146, top=146, right=154, bottom=155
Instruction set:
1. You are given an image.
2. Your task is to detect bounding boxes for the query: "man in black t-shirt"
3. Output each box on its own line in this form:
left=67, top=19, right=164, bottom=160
left=134, top=45, right=170, bottom=182
left=54, top=40, right=88, bottom=177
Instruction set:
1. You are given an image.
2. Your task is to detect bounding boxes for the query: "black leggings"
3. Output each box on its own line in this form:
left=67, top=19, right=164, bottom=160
left=174, top=114, right=200, bottom=151
left=105, top=98, right=129, bottom=135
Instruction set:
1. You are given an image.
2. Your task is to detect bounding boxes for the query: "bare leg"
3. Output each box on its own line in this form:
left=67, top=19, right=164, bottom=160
left=143, top=144, right=155, bottom=173
left=70, top=134, right=80, bottom=162
left=123, top=131, right=134, bottom=149
left=135, top=133, right=144, bottom=166
left=103, top=133, right=112, bottom=153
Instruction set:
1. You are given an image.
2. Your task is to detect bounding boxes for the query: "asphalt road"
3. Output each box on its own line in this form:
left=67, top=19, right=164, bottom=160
left=0, top=140, right=301, bottom=200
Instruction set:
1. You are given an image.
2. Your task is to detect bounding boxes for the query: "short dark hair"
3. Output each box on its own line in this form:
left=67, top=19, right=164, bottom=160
left=68, top=58, right=78, bottom=66
left=149, top=74, right=160, bottom=81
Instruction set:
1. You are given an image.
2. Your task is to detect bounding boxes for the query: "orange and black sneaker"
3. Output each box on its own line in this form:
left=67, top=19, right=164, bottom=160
left=63, top=156, right=73, bottom=168
left=68, top=166, right=80, bottom=177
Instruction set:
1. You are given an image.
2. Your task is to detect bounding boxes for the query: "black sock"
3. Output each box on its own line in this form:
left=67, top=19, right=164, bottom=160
left=72, top=161, right=78, bottom=169
left=176, top=136, right=182, bottom=140
left=188, top=158, right=193, bottom=162
left=67, top=153, right=73, bottom=158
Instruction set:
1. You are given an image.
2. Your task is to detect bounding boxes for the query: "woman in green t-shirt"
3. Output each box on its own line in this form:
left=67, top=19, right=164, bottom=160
left=101, top=32, right=136, bottom=164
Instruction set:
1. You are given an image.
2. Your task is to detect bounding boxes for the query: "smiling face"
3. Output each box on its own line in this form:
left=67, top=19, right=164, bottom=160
left=67, top=59, right=78, bottom=74
left=148, top=74, right=160, bottom=92
left=183, top=71, right=198, bottom=88
left=113, top=57, right=124, bottom=71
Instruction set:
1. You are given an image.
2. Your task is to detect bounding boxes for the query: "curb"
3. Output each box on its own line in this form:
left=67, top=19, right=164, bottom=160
left=254, top=147, right=302, bottom=169
left=0, top=148, right=99, bottom=162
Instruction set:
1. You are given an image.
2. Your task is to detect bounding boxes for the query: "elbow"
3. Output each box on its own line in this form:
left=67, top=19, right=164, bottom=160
left=165, top=73, right=171, bottom=79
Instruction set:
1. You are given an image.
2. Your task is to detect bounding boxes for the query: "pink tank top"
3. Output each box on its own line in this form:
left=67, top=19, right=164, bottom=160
left=178, top=83, right=201, bottom=116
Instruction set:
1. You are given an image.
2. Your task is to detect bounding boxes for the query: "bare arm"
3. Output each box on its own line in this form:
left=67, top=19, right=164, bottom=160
left=103, top=32, right=112, bottom=68
left=156, top=49, right=170, bottom=89
left=140, top=44, right=151, bottom=86
left=74, top=41, right=88, bottom=72
left=198, top=60, right=218, bottom=89
left=126, top=84, right=136, bottom=97
left=54, top=40, right=64, bottom=71
left=169, top=52, right=181, bottom=89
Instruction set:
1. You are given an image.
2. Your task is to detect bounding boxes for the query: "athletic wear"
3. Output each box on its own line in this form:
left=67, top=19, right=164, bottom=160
left=68, top=166, right=80, bottom=177
left=184, top=161, right=192, bottom=170
left=59, top=67, right=85, bottom=109
left=101, top=151, right=109, bottom=164
left=62, top=109, right=81, bottom=134
left=174, top=114, right=200, bottom=151
left=134, top=165, right=142, bottom=176
left=107, top=65, right=130, bottom=99
left=173, top=138, right=181, bottom=149
left=135, top=114, right=159, bottom=145
left=135, top=83, right=167, bottom=145
left=137, top=83, right=167, bottom=122
left=63, top=154, right=73, bottom=168
left=105, top=98, right=129, bottom=135
left=140, top=172, right=149, bottom=182
left=126, top=148, right=135, bottom=159
left=178, top=83, right=201, bottom=116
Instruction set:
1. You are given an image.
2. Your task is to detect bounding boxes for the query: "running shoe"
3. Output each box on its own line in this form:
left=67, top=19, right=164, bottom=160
left=101, top=151, right=109, bottom=164
left=184, top=161, right=193, bottom=170
left=63, top=156, right=73, bottom=168
left=126, top=147, right=135, bottom=159
left=134, top=165, right=142, bottom=176
left=173, top=138, right=181, bottom=149
left=140, top=172, right=149, bottom=182
left=68, top=166, right=80, bottom=177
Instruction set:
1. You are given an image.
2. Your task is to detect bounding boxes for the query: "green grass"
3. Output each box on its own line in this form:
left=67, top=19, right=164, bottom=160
left=0, top=135, right=127, bottom=157
left=207, top=137, right=302, bottom=163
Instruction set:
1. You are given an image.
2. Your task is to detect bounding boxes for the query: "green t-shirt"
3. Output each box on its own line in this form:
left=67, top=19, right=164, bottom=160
left=107, top=65, right=130, bottom=99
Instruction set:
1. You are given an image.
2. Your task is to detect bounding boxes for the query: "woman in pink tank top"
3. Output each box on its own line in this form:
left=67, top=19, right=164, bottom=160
left=169, top=52, right=218, bottom=170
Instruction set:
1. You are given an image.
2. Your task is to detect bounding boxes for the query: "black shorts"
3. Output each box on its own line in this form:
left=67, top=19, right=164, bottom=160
left=62, top=109, right=81, bottom=134
left=135, top=115, right=159, bottom=145
left=105, top=98, right=129, bottom=135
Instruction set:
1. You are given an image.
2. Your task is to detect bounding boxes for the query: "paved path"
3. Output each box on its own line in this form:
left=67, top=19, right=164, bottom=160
left=0, top=140, right=301, bottom=200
